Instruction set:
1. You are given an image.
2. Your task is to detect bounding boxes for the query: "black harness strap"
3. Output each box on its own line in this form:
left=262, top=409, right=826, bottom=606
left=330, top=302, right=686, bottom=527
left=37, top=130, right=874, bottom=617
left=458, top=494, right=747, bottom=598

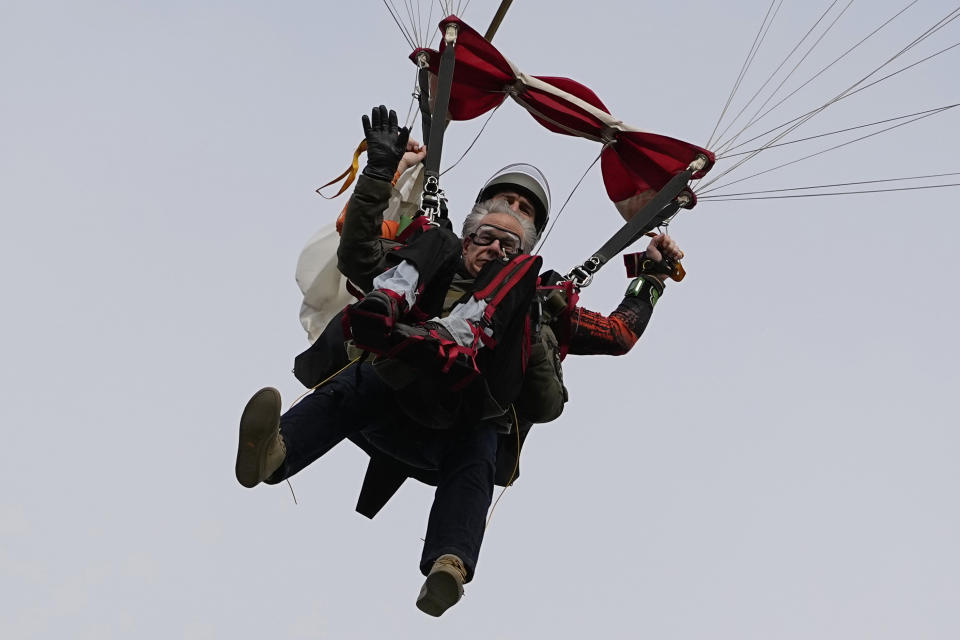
left=417, top=61, right=432, bottom=148
left=419, top=23, right=459, bottom=224
left=565, top=155, right=709, bottom=288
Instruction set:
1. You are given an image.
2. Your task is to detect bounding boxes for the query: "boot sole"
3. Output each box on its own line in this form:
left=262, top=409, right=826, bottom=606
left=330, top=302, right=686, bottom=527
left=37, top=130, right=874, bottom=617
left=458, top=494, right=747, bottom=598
left=235, top=387, right=282, bottom=488
left=416, top=570, right=464, bottom=617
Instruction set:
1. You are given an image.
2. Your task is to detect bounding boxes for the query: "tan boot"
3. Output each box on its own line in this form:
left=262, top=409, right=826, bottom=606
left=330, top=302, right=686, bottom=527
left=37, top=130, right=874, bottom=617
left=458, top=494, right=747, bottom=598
left=416, top=554, right=467, bottom=617
left=235, top=387, right=286, bottom=488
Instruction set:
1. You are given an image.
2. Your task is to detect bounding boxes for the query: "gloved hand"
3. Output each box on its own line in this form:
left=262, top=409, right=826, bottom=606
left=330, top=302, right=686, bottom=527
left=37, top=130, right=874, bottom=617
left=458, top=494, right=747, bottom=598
left=361, top=105, right=411, bottom=182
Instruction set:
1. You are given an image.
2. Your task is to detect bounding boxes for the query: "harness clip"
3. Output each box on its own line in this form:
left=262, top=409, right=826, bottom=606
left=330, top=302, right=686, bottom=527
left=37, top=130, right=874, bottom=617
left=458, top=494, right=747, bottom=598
left=419, top=175, right=446, bottom=226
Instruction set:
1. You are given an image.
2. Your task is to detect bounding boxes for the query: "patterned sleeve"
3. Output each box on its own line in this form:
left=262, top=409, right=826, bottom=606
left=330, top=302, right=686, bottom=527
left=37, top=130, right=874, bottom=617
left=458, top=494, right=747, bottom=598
left=567, top=277, right=663, bottom=356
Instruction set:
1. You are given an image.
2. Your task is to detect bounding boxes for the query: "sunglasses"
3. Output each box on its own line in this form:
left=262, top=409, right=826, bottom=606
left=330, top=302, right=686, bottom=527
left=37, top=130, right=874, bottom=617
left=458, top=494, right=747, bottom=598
left=468, top=224, right=523, bottom=256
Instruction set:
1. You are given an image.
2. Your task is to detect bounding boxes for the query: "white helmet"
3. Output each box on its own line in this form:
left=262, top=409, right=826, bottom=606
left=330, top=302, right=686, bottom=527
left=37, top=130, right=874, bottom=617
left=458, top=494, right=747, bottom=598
left=476, top=163, right=551, bottom=233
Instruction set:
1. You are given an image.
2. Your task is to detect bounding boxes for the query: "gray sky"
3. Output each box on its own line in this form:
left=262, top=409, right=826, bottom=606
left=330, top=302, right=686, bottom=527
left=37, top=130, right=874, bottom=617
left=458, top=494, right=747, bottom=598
left=2, top=1, right=958, bottom=638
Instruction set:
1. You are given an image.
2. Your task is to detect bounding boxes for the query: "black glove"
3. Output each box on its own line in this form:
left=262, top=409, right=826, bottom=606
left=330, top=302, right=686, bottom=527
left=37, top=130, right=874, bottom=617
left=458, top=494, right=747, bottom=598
left=361, top=105, right=410, bottom=182
left=623, top=251, right=676, bottom=278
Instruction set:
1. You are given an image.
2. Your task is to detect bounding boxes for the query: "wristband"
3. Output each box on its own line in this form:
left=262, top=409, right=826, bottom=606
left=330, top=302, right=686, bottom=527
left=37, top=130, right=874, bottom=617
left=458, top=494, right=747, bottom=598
left=624, top=275, right=664, bottom=307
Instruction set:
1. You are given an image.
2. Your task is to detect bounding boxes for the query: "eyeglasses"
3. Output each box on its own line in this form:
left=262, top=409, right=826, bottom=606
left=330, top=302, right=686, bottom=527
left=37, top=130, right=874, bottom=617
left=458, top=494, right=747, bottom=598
left=468, top=224, right=523, bottom=256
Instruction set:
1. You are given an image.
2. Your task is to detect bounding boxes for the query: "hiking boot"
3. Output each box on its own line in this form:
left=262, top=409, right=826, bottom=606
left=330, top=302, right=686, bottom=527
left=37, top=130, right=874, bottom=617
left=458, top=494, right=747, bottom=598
left=416, top=554, right=467, bottom=617
left=235, top=387, right=286, bottom=488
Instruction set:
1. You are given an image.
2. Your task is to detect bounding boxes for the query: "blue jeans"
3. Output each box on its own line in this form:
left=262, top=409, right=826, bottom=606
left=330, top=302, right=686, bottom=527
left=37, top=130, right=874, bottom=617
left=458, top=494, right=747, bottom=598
left=271, top=362, right=497, bottom=580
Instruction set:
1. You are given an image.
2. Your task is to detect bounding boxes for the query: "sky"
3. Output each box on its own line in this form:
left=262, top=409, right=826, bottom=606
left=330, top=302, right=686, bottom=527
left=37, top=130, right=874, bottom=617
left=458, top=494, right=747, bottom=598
left=1, top=1, right=958, bottom=638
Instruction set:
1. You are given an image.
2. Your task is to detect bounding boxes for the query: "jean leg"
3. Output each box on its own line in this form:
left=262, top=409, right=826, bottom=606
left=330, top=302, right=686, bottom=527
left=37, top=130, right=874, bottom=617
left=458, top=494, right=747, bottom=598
left=270, top=362, right=397, bottom=482
left=419, top=423, right=499, bottom=581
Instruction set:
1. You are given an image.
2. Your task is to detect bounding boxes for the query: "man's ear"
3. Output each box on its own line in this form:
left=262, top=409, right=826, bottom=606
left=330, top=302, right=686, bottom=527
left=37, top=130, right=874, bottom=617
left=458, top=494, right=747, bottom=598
left=462, top=236, right=471, bottom=251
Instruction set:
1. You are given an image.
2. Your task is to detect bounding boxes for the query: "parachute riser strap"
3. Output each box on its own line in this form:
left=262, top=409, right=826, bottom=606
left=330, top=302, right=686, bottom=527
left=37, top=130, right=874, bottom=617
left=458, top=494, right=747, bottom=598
left=565, top=155, right=708, bottom=289
left=416, top=52, right=432, bottom=148
left=419, top=23, right=458, bottom=226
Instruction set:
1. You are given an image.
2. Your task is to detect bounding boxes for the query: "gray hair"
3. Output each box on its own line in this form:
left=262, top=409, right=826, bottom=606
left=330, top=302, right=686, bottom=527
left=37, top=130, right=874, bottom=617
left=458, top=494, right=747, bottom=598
left=461, top=197, right=539, bottom=253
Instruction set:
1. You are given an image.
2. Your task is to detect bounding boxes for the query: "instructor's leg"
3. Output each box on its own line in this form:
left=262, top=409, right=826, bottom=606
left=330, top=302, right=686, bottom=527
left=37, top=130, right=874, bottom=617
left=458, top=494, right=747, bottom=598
left=420, top=423, right=499, bottom=579
left=415, top=423, right=498, bottom=616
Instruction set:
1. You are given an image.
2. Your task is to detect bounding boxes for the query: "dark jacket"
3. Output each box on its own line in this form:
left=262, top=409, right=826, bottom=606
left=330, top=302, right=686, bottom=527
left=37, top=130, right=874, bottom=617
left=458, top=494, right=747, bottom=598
left=300, top=174, right=664, bottom=517
left=297, top=175, right=541, bottom=518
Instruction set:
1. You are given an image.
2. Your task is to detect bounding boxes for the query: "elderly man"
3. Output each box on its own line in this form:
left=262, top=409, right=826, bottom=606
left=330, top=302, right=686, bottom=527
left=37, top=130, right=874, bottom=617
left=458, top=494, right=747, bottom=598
left=236, top=179, right=543, bottom=617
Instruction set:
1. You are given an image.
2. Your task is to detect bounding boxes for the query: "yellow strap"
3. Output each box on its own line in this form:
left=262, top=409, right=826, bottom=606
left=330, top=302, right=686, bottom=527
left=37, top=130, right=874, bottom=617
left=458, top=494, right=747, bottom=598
left=315, top=139, right=367, bottom=199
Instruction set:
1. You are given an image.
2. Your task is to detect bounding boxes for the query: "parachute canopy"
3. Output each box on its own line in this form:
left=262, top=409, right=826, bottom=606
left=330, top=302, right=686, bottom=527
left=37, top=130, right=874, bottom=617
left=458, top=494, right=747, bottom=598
left=411, top=16, right=715, bottom=219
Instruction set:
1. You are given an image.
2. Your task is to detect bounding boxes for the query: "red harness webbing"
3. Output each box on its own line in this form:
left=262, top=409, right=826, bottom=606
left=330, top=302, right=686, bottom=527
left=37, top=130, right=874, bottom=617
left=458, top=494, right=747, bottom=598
left=481, top=255, right=538, bottom=325
left=471, top=254, right=535, bottom=301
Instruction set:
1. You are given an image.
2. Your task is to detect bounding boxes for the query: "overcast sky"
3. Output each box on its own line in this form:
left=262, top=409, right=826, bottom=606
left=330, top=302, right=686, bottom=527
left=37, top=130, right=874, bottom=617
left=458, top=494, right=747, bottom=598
left=2, top=1, right=958, bottom=638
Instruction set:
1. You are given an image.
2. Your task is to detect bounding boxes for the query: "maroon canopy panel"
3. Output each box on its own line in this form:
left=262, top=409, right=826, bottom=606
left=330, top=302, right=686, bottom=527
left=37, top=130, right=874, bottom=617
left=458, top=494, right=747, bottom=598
left=410, top=16, right=714, bottom=218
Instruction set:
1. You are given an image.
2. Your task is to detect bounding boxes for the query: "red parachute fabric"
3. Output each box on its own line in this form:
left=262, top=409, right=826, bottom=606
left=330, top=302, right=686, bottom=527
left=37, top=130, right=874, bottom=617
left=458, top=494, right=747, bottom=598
left=411, top=16, right=715, bottom=218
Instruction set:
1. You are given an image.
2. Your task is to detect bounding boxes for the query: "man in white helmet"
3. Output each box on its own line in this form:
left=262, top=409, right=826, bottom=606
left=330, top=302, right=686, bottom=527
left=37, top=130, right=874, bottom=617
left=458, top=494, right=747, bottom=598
left=474, top=162, right=552, bottom=235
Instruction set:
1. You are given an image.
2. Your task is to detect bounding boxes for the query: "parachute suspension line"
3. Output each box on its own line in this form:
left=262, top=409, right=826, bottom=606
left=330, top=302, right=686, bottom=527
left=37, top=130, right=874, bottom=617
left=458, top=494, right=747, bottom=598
left=700, top=39, right=960, bottom=193
left=285, top=480, right=299, bottom=505
left=434, top=0, right=468, bottom=23
left=533, top=149, right=605, bottom=254
left=717, top=103, right=960, bottom=159
left=385, top=0, right=470, bottom=49
left=711, top=0, right=849, bottom=155
left=403, top=68, right=421, bottom=129
left=696, top=9, right=960, bottom=193
left=716, top=0, right=920, bottom=156
left=699, top=3, right=960, bottom=191
left=705, top=0, right=784, bottom=149
left=700, top=105, right=955, bottom=196
left=445, top=0, right=472, bottom=18
left=697, top=171, right=960, bottom=200
left=700, top=182, right=960, bottom=202
left=404, top=0, right=422, bottom=46
left=713, top=0, right=854, bottom=156
left=421, top=0, right=440, bottom=45
left=485, top=406, right=520, bottom=531
left=382, top=0, right=418, bottom=49
left=439, top=102, right=502, bottom=177
left=715, top=39, right=960, bottom=162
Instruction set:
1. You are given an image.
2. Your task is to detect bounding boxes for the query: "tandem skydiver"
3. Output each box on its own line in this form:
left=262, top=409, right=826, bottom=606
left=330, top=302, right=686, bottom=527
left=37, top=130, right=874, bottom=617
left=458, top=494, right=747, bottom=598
left=234, top=105, right=684, bottom=617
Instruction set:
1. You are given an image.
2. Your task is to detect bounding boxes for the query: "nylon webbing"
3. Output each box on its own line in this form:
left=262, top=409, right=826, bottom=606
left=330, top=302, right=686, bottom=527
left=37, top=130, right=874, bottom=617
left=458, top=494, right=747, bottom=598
left=594, top=169, right=695, bottom=263
left=417, top=65, right=432, bottom=147
left=423, top=31, right=457, bottom=177
left=565, top=155, right=708, bottom=288
left=316, top=139, right=367, bottom=199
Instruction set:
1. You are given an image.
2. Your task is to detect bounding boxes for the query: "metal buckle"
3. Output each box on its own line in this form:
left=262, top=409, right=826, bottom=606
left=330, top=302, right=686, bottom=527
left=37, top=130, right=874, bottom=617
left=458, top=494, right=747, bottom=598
left=419, top=176, right=445, bottom=226
left=565, top=266, right=592, bottom=288
left=565, top=256, right=602, bottom=289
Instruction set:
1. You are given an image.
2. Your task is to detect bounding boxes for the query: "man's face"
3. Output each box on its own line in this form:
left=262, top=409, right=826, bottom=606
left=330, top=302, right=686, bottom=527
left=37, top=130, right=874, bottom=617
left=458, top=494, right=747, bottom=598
left=492, top=191, right=537, bottom=224
left=462, top=212, right=526, bottom=276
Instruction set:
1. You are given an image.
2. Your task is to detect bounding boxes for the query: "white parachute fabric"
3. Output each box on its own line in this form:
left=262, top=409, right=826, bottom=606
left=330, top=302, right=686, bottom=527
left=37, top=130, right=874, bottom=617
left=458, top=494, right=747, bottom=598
left=295, top=222, right=352, bottom=343
left=296, top=164, right=425, bottom=343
